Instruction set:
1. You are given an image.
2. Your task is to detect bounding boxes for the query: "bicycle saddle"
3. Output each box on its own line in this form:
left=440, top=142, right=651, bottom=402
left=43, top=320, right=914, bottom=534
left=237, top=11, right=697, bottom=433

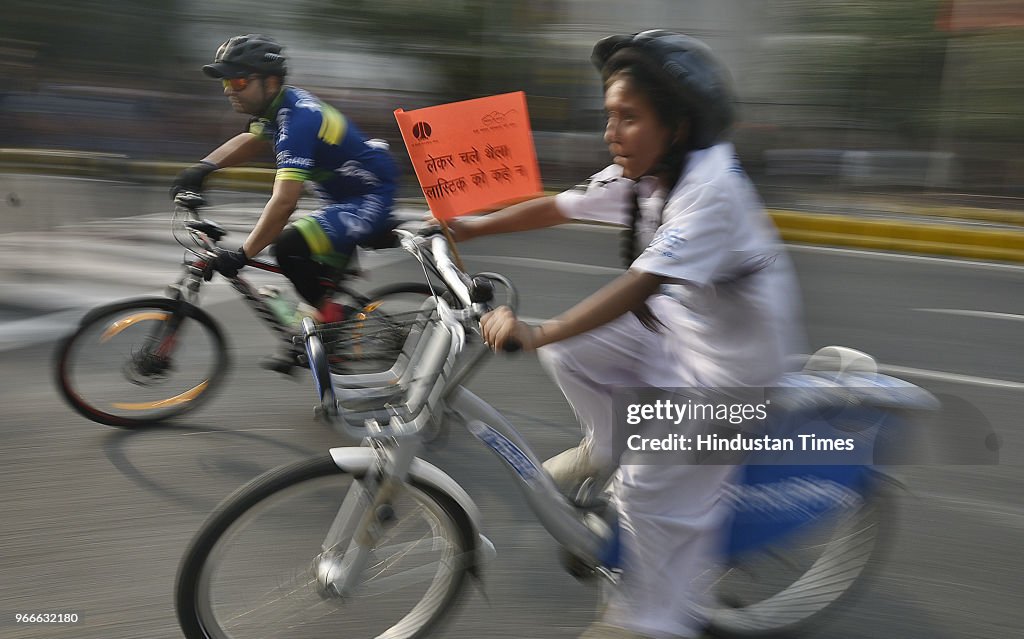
left=184, top=219, right=228, bottom=242
left=360, top=219, right=402, bottom=250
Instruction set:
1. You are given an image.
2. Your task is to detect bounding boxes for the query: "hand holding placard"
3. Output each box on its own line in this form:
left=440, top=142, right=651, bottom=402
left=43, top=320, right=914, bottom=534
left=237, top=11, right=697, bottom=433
left=394, top=92, right=543, bottom=220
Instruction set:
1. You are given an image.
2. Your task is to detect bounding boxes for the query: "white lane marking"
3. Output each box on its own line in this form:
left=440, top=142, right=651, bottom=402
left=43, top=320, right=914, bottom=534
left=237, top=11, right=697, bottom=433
left=913, top=491, right=1024, bottom=528
left=786, top=244, right=1024, bottom=272
left=915, top=308, right=1024, bottom=322
left=878, top=364, right=1024, bottom=390
left=183, top=428, right=298, bottom=436
left=484, top=315, right=1024, bottom=391
left=447, top=225, right=1024, bottom=273
left=461, top=255, right=623, bottom=276
left=0, top=309, right=84, bottom=352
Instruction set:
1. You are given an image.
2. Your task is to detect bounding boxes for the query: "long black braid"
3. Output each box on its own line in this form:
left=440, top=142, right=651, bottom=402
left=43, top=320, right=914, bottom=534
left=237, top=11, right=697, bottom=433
left=620, top=186, right=643, bottom=267
left=618, top=150, right=688, bottom=268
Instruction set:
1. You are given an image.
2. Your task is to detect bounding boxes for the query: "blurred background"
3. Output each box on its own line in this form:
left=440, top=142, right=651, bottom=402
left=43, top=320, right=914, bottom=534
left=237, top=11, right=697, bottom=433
left=1, top=3, right=1022, bottom=639
left=1, top=0, right=1022, bottom=194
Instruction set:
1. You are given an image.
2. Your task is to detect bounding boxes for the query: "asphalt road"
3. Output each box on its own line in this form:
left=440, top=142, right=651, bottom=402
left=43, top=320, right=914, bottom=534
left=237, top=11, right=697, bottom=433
left=1, top=199, right=1022, bottom=638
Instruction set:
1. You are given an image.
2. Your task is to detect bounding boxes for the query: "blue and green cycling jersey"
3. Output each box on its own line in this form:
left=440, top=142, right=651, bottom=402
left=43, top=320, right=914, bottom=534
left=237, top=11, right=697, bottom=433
left=248, top=86, right=398, bottom=203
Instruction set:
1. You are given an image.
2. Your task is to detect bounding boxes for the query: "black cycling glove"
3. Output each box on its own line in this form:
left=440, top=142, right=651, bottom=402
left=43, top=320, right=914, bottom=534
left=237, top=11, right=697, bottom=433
left=206, top=246, right=248, bottom=280
left=171, top=161, right=219, bottom=199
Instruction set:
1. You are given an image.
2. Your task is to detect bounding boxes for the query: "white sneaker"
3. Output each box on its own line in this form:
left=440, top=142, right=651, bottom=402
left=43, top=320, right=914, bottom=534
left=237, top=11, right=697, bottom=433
left=544, top=445, right=597, bottom=493
left=543, top=443, right=616, bottom=504
left=578, top=622, right=661, bottom=639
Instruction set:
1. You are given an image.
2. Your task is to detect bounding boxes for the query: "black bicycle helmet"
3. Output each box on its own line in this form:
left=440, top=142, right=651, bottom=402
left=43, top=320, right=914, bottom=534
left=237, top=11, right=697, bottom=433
left=202, top=34, right=287, bottom=79
left=592, top=30, right=736, bottom=150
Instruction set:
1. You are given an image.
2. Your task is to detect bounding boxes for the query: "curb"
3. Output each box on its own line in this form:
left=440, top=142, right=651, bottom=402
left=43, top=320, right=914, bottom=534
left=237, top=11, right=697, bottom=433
left=769, top=210, right=1024, bottom=263
left=130, top=160, right=276, bottom=192
left=4, top=151, right=1024, bottom=264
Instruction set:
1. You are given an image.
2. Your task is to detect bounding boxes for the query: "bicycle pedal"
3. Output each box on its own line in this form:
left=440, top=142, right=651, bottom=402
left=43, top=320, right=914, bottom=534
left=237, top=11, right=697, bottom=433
left=569, top=477, right=604, bottom=509
left=558, top=547, right=599, bottom=582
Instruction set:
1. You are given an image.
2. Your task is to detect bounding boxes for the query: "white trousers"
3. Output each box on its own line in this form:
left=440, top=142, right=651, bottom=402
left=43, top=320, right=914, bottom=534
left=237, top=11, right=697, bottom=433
left=538, top=296, right=734, bottom=638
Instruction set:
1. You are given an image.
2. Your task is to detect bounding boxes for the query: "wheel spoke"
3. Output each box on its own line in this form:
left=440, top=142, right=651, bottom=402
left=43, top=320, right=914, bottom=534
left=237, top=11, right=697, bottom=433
left=707, top=495, right=884, bottom=634
left=57, top=300, right=226, bottom=427
left=179, top=459, right=469, bottom=639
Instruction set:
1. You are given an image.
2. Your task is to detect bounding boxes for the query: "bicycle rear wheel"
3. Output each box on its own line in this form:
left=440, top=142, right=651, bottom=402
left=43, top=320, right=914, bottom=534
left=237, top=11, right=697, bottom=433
left=328, top=282, right=435, bottom=375
left=176, top=455, right=473, bottom=639
left=704, top=482, right=892, bottom=637
left=55, top=298, right=228, bottom=428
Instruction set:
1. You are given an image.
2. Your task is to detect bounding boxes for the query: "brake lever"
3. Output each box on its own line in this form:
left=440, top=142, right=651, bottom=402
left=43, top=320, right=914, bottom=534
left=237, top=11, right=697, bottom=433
left=173, top=191, right=207, bottom=210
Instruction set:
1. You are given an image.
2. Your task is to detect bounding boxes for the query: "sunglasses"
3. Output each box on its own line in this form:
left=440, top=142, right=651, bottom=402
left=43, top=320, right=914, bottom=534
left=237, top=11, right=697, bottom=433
left=221, top=76, right=256, bottom=91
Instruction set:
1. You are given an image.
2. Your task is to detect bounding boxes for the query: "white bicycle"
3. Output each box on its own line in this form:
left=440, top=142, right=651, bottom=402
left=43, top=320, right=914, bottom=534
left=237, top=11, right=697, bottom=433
left=175, top=230, right=937, bottom=638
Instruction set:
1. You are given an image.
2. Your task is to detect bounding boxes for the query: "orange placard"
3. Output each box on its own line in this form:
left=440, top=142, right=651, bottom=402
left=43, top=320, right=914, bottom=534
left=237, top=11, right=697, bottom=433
left=394, top=92, right=543, bottom=220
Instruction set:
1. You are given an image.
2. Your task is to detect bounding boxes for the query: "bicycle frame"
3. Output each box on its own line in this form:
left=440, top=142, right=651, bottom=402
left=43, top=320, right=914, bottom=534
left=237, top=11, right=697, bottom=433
left=169, top=196, right=403, bottom=362
left=303, top=233, right=618, bottom=595
left=173, top=240, right=352, bottom=345
left=310, top=350, right=613, bottom=596
left=304, top=231, right=940, bottom=599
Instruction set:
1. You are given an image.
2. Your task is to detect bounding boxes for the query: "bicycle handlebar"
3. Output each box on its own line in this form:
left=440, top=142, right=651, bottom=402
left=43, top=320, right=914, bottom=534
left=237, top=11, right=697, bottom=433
left=172, top=192, right=276, bottom=276
left=305, top=228, right=521, bottom=438
left=172, top=192, right=218, bottom=258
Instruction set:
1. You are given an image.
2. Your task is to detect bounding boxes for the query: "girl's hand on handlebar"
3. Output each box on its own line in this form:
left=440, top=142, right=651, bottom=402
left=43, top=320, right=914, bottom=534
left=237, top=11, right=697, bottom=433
left=480, top=306, right=538, bottom=353
left=419, top=216, right=474, bottom=242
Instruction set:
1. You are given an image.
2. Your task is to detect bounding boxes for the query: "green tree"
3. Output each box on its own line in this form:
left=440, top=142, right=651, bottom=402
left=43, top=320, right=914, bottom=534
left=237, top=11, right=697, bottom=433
left=299, top=0, right=561, bottom=99
left=777, top=0, right=949, bottom=144
left=0, top=0, right=185, bottom=86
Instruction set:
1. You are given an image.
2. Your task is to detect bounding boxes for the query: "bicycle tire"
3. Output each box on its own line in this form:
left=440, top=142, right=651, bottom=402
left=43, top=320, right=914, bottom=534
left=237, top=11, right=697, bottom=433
left=54, top=297, right=228, bottom=428
left=176, top=454, right=473, bottom=639
left=705, top=478, right=895, bottom=637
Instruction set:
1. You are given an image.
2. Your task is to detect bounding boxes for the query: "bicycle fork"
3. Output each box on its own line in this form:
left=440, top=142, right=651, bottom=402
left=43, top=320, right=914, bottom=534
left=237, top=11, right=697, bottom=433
left=314, top=435, right=420, bottom=598
left=313, top=442, right=496, bottom=600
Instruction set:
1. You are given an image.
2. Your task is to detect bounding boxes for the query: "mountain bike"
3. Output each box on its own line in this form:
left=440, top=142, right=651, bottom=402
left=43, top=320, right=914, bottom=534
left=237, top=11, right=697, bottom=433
left=175, top=231, right=938, bottom=639
left=54, top=192, right=432, bottom=428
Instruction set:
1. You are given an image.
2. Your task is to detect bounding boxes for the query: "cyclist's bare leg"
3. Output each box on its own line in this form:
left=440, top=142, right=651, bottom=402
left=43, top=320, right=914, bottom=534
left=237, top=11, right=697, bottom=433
left=275, top=225, right=340, bottom=308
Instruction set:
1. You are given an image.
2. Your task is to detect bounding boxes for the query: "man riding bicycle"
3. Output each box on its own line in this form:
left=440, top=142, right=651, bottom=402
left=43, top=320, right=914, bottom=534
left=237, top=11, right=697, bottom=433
left=172, top=34, right=400, bottom=344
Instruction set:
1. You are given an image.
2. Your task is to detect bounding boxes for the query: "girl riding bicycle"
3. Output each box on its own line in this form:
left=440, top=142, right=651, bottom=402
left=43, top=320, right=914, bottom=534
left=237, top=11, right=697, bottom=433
left=457, top=31, right=806, bottom=639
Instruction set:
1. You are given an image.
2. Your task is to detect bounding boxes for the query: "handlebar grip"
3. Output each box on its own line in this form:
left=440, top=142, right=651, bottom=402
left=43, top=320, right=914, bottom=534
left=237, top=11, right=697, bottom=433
left=174, top=191, right=206, bottom=210
left=416, top=224, right=445, bottom=238
left=502, top=338, right=522, bottom=353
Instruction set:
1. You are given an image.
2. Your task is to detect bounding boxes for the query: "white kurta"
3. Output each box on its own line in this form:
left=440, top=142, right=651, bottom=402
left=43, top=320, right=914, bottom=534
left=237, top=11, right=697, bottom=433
left=541, top=143, right=805, bottom=637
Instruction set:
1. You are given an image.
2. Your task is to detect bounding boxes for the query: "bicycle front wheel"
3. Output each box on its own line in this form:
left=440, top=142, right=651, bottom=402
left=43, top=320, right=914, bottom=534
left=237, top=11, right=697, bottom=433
left=176, top=455, right=473, bottom=639
left=54, top=298, right=228, bottom=428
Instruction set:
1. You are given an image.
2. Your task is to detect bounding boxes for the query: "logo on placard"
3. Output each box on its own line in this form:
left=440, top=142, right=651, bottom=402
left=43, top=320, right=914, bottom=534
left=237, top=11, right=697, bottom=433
left=412, top=121, right=432, bottom=141
left=482, top=109, right=517, bottom=126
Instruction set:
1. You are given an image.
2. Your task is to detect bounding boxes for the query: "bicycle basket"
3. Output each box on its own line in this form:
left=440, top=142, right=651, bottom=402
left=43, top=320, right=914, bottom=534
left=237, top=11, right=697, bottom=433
left=316, top=306, right=429, bottom=375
